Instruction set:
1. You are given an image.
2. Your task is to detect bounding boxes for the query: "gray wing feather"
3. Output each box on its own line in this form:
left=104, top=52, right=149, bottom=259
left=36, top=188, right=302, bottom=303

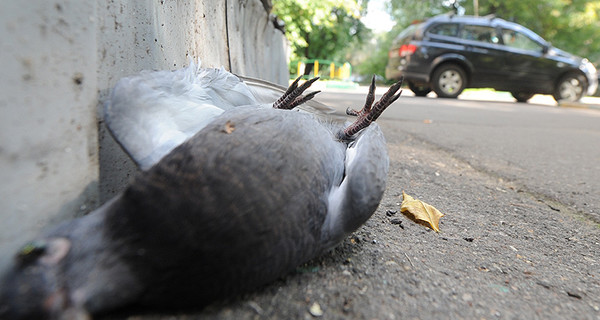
left=105, top=63, right=333, bottom=170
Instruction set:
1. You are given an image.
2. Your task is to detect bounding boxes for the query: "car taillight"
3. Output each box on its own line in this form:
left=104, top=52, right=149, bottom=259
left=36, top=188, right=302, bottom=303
left=399, top=44, right=417, bottom=57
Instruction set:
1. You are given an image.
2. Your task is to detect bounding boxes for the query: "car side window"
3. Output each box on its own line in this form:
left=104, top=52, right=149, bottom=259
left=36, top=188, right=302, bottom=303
left=460, top=25, right=500, bottom=44
left=501, top=29, right=543, bottom=51
left=427, top=23, right=459, bottom=37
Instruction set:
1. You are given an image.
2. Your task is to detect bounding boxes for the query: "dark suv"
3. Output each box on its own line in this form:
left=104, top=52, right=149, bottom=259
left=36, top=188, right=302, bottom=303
left=385, top=14, right=598, bottom=102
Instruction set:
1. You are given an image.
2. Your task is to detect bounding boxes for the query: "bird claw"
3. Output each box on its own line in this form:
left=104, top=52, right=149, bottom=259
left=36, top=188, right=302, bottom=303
left=273, top=76, right=321, bottom=110
left=339, top=76, right=403, bottom=140
left=346, top=76, right=377, bottom=117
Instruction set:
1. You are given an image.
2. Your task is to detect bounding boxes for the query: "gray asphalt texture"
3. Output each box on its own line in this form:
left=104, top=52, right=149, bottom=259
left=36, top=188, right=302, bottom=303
left=104, top=90, right=600, bottom=320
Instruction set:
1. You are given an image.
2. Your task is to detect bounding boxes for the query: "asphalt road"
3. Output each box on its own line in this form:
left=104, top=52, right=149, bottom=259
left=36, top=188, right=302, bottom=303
left=105, top=88, right=600, bottom=319
left=317, top=89, right=600, bottom=224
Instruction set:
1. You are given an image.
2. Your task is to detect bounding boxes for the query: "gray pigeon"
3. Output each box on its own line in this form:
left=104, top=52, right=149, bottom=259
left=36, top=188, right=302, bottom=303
left=0, top=62, right=402, bottom=319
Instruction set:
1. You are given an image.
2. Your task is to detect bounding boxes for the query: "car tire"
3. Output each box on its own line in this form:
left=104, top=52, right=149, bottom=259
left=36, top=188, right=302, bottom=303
left=431, top=64, right=467, bottom=98
left=511, top=92, right=534, bottom=103
left=553, top=73, right=587, bottom=102
left=408, top=81, right=432, bottom=97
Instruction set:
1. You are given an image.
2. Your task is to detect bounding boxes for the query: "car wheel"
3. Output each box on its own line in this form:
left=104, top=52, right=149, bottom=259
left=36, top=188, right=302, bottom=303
left=553, top=73, right=587, bottom=102
left=431, top=64, right=467, bottom=98
left=408, top=81, right=432, bottom=97
left=511, top=92, right=534, bottom=103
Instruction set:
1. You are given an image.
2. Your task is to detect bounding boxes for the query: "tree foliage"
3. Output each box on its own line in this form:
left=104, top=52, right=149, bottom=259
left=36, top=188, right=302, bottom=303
left=353, top=33, right=392, bottom=80
left=272, top=0, right=370, bottom=63
left=354, top=0, right=455, bottom=79
left=388, top=0, right=450, bottom=26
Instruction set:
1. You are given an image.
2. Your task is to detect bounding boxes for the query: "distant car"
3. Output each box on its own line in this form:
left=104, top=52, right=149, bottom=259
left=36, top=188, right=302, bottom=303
left=385, top=14, right=598, bottom=102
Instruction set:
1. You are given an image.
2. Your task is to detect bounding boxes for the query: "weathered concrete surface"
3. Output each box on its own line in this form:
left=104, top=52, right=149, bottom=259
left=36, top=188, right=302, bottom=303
left=0, top=0, right=287, bottom=272
left=0, top=1, right=100, bottom=273
left=227, top=0, right=289, bottom=83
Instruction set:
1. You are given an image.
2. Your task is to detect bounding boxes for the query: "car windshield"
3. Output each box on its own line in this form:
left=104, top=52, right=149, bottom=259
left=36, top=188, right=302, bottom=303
left=501, top=29, right=543, bottom=51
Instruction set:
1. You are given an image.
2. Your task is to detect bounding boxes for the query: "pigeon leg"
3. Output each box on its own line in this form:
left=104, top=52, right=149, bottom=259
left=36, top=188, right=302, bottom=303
left=346, top=76, right=377, bottom=117
left=273, top=76, right=320, bottom=110
left=338, top=76, right=403, bottom=140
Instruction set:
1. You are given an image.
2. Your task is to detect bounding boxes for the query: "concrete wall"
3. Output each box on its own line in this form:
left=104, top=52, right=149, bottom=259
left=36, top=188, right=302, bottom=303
left=0, top=0, right=288, bottom=272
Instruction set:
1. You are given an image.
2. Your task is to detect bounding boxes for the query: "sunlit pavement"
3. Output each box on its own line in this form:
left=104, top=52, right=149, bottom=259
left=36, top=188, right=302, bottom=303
left=312, top=80, right=600, bottom=110
left=458, top=89, right=600, bottom=110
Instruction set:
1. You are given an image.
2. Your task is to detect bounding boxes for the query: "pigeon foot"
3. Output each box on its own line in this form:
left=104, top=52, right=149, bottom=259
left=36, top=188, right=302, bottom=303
left=273, top=76, right=320, bottom=110
left=339, top=76, right=403, bottom=140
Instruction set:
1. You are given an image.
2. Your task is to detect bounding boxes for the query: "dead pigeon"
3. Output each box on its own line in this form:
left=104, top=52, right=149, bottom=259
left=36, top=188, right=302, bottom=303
left=0, top=62, right=402, bottom=319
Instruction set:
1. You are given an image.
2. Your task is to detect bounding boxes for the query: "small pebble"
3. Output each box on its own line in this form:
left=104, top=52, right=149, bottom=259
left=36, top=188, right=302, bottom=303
left=385, top=210, right=397, bottom=217
left=390, top=218, right=403, bottom=225
left=309, top=302, right=323, bottom=317
left=566, top=290, right=583, bottom=299
left=462, top=293, right=473, bottom=302
left=536, top=280, right=551, bottom=289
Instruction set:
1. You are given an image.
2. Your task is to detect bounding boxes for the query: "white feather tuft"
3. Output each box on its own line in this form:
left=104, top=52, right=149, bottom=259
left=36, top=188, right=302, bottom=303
left=105, top=62, right=262, bottom=169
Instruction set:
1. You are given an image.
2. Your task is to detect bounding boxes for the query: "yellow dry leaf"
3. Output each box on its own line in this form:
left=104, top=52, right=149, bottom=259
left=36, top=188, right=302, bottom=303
left=400, top=191, right=445, bottom=232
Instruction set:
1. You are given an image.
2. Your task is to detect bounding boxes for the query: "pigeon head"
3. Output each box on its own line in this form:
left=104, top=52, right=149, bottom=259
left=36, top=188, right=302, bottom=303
left=0, top=200, right=143, bottom=319
left=0, top=238, right=83, bottom=319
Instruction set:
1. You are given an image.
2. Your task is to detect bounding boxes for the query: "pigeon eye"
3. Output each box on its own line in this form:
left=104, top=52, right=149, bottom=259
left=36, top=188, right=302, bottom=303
left=16, top=241, right=47, bottom=265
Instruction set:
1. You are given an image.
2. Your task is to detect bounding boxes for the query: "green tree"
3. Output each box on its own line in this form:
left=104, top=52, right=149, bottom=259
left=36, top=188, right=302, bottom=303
left=388, top=0, right=450, bottom=26
left=353, top=30, right=396, bottom=82
left=354, top=0, right=454, bottom=79
left=272, top=0, right=370, bottom=64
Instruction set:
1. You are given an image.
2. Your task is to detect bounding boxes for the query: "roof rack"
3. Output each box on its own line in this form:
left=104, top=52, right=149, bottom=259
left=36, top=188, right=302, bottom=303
left=442, top=11, right=456, bottom=18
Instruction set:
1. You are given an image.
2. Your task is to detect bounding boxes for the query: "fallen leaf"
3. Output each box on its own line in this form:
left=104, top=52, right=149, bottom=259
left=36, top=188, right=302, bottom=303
left=400, top=191, right=445, bottom=232
left=223, top=120, right=235, bottom=134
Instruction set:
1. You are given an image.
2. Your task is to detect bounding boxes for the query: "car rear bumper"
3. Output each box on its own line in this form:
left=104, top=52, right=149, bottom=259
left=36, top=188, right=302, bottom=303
left=385, top=65, right=430, bottom=84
